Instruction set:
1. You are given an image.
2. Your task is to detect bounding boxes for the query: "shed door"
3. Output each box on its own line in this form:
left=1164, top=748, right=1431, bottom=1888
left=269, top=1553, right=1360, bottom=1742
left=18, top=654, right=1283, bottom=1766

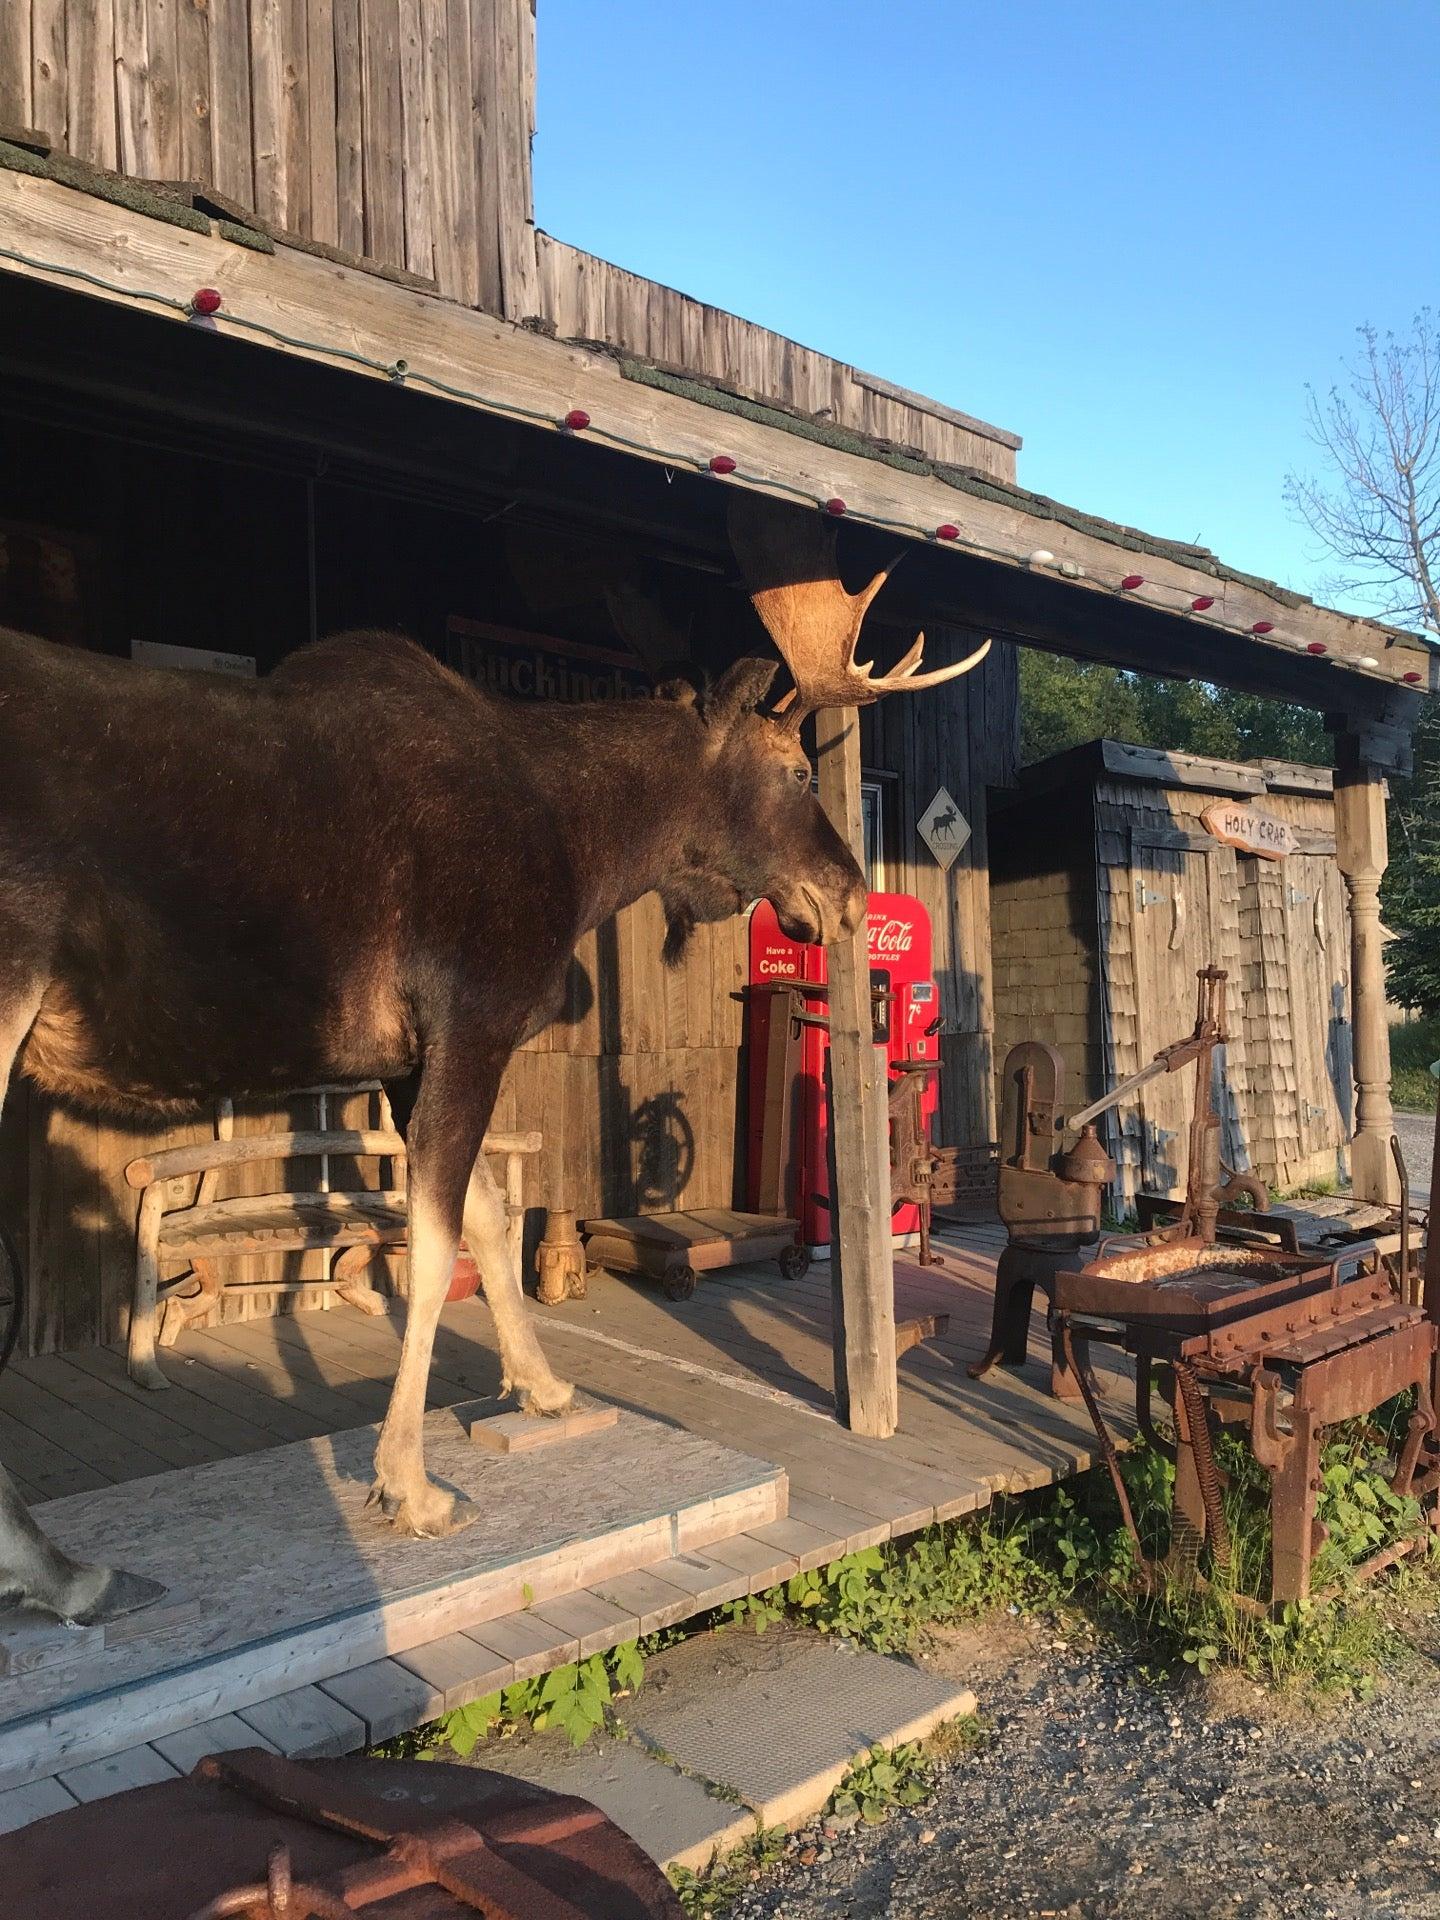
left=1129, top=836, right=1234, bottom=1197
left=1283, top=853, right=1352, bottom=1159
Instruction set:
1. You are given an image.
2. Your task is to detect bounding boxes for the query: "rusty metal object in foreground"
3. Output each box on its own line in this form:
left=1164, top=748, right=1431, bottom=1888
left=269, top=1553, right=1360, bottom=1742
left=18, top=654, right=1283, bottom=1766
left=0, top=1748, right=683, bottom=1920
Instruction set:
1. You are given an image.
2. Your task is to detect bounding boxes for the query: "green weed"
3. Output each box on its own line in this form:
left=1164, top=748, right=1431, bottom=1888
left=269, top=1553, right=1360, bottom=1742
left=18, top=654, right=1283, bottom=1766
left=432, top=1638, right=646, bottom=1756
left=668, top=1827, right=787, bottom=1917
left=829, top=1740, right=931, bottom=1826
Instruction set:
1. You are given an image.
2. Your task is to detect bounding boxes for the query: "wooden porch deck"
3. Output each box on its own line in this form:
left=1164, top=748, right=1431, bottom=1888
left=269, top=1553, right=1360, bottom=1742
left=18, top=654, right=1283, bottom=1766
left=0, top=1219, right=1119, bottom=1514
left=0, top=1221, right=1133, bottom=1828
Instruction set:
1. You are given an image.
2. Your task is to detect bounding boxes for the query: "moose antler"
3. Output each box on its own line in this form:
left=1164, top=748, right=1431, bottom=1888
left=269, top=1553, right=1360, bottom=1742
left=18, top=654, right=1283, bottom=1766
left=727, top=494, right=991, bottom=730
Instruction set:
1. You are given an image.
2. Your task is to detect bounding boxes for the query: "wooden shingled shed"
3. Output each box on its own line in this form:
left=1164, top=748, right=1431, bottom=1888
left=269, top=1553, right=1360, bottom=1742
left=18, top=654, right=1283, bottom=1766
left=990, top=739, right=1354, bottom=1205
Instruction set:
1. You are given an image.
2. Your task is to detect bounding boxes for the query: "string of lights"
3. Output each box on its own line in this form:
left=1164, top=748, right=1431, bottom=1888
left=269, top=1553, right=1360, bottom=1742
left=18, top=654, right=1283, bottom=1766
left=0, top=242, right=1422, bottom=686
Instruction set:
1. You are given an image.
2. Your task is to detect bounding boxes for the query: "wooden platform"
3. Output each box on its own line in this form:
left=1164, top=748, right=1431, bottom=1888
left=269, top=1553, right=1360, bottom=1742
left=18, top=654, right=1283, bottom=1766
left=0, top=1219, right=1131, bottom=1828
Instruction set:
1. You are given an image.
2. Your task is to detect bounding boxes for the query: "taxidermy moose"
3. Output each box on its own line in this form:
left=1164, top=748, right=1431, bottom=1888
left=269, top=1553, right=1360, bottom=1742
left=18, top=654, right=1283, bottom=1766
left=0, top=497, right=988, bottom=1623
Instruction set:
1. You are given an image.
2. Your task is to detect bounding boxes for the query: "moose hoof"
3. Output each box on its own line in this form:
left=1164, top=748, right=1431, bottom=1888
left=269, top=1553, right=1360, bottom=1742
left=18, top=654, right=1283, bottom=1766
left=515, top=1375, right=576, bottom=1418
left=367, top=1478, right=474, bottom=1539
left=66, top=1563, right=169, bottom=1626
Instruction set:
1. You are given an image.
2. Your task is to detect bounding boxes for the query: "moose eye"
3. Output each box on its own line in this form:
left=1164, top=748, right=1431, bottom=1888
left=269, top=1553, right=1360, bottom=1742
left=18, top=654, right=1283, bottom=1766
left=792, top=765, right=810, bottom=788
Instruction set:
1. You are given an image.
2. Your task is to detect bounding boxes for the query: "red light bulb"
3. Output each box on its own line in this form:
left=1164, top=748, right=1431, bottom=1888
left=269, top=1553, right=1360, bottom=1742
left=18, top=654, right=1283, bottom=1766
left=1120, top=574, right=1144, bottom=591
left=935, top=523, right=960, bottom=541
left=562, top=408, right=590, bottom=431
left=709, top=454, right=737, bottom=474
left=824, top=498, right=847, bottom=516
left=1306, top=641, right=1327, bottom=655
left=190, top=287, right=222, bottom=316
left=1405, top=670, right=1422, bottom=684
left=1251, top=620, right=1274, bottom=635
left=1190, top=596, right=1215, bottom=612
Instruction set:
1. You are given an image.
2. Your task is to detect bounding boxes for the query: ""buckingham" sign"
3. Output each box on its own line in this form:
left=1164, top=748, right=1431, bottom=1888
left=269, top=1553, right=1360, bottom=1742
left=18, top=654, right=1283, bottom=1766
left=446, top=617, right=652, bottom=703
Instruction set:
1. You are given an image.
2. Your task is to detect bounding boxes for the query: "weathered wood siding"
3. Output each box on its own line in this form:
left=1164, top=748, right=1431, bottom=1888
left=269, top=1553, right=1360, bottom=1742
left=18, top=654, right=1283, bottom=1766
left=991, top=748, right=1351, bottom=1208
left=0, top=6, right=1020, bottom=477
left=0, top=0, right=537, bottom=310
left=990, top=802, right=1103, bottom=1119
left=534, top=234, right=1020, bottom=482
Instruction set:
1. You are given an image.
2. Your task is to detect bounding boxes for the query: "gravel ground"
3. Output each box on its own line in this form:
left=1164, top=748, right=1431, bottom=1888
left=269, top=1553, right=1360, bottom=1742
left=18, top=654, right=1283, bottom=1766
left=740, top=1612, right=1440, bottom=1920
left=1391, top=1109, right=1435, bottom=1203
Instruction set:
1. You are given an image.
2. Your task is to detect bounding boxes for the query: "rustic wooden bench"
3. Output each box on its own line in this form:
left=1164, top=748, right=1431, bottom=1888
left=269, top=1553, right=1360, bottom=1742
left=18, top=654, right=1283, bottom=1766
left=123, top=1084, right=542, bottom=1389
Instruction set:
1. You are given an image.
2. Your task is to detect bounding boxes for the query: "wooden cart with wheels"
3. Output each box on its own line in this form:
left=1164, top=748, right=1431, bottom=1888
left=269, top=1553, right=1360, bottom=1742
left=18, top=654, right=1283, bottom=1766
left=580, top=1208, right=808, bottom=1302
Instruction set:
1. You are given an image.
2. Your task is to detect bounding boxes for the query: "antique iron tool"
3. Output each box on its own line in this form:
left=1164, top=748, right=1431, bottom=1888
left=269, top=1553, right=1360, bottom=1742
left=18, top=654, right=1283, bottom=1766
left=973, top=967, right=1264, bottom=1389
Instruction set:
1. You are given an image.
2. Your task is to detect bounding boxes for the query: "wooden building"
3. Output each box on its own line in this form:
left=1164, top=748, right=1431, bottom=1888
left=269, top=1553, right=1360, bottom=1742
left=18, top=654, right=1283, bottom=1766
left=991, top=740, right=1353, bottom=1206
left=0, top=1, right=1432, bottom=1440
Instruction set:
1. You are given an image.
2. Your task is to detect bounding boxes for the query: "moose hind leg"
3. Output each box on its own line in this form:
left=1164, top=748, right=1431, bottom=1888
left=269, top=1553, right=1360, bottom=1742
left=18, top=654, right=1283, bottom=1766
left=464, top=1153, right=573, bottom=1415
left=0, top=971, right=163, bottom=1620
left=369, top=1051, right=489, bottom=1538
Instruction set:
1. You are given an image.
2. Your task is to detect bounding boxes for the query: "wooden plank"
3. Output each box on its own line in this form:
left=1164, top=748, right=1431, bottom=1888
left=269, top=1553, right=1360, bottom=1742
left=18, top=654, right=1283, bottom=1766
left=528, top=1588, right=638, bottom=1659
left=249, top=0, right=286, bottom=226
left=439, top=0, right=477, bottom=302
left=587, top=1567, right=696, bottom=1635
left=815, top=705, right=896, bottom=1438
left=745, top=1513, right=840, bottom=1573
left=318, top=1658, right=442, bottom=1743
left=65, top=0, right=118, bottom=169
left=393, top=1632, right=513, bottom=1712
left=30, top=0, right=65, bottom=149
left=490, top=0, right=536, bottom=317
left=397, top=0, right=432, bottom=278
left=144, top=0, right=181, bottom=178
left=465, top=1611, right=577, bottom=1681
left=468, top=1399, right=618, bottom=1453
left=306, top=0, right=338, bottom=243
left=359, top=0, right=405, bottom=268
left=238, top=1684, right=366, bottom=1758
left=207, top=0, right=254, bottom=205
left=151, top=1712, right=281, bottom=1771
left=0, top=0, right=32, bottom=130
left=174, top=0, right=212, bottom=184
left=0, top=1774, right=77, bottom=1833
left=58, top=1743, right=180, bottom=1802
left=785, top=1489, right=889, bottom=1556
left=332, top=0, right=364, bottom=253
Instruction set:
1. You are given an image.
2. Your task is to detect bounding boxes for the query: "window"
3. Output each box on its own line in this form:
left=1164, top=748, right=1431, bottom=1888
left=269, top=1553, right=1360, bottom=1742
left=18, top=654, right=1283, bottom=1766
left=812, top=776, right=887, bottom=887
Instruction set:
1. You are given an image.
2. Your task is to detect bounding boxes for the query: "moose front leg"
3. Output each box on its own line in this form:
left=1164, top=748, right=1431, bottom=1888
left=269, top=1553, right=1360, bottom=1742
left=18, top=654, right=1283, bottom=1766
left=464, top=1152, right=574, bottom=1415
left=369, top=1048, right=491, bottom=1538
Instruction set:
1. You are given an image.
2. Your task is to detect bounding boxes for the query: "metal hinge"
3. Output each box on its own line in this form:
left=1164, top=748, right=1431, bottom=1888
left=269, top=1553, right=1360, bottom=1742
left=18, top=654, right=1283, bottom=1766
left=1136, top=881, right=1164, bottom=912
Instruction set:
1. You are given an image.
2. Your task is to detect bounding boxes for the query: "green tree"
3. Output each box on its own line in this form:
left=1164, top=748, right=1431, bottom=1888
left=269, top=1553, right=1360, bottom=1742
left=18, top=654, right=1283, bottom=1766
left=1019, top=651, right=1326, bottom=769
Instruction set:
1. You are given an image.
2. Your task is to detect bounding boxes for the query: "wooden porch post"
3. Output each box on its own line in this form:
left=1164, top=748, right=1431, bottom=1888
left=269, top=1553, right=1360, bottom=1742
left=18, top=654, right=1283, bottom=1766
left=1333, top=737, right=1399, bottom=1204
left=815, top=706, right=899, bottom=1438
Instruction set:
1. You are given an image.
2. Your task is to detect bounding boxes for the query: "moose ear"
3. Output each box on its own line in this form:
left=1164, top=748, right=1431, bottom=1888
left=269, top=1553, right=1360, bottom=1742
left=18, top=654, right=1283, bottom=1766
left=651, top=673, right=701, bottom=707
left=701, top=656, right=780, bottom=731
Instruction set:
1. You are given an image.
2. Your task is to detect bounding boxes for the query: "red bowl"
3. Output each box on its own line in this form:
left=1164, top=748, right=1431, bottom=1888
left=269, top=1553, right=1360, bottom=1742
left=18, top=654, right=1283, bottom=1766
left=447, top=1252, right=482, bottom=1303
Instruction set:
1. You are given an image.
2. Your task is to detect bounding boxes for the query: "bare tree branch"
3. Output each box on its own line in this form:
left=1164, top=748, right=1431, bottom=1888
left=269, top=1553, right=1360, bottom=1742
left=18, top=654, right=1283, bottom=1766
left=1284, top=311, right=1440, bottom=636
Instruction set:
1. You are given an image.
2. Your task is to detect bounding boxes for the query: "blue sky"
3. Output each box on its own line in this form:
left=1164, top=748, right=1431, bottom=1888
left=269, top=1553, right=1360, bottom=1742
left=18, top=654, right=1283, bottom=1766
left=534, top=1, right=1439, bottom=615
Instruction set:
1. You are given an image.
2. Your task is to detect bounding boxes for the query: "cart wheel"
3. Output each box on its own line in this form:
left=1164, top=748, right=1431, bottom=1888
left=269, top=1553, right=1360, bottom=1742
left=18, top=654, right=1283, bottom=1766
left=778, top=1244, right=811, bottom=1283
left=663, top=1265, right=698, bottom=1302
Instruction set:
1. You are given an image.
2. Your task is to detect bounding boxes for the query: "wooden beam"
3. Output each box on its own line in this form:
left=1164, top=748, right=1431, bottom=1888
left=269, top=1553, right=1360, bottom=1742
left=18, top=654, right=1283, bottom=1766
left=1333, top=733, right=1399, bottom=1204
left=815, top=706, right=897, bottom=1440
left=0, top=164, right=1430, bottom=695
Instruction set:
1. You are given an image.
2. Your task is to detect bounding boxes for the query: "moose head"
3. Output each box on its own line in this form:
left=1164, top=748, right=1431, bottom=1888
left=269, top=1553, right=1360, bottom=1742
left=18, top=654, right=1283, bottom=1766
left=612, top=496, right=991, bottom=961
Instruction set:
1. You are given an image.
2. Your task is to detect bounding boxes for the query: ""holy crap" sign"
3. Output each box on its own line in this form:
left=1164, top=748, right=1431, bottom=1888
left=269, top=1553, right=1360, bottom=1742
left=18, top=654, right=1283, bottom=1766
left=1200, top=800, right=1297, bottom=861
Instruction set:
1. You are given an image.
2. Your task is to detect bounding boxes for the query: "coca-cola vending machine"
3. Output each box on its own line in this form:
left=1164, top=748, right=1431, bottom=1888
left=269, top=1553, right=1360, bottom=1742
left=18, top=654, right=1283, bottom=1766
left=746, top=892, right=939, bottom=1249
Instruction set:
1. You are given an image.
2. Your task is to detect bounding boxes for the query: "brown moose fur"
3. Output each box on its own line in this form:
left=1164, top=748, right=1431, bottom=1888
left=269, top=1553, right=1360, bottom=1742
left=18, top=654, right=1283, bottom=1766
left=0, top=625, right=865, bottom=1618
